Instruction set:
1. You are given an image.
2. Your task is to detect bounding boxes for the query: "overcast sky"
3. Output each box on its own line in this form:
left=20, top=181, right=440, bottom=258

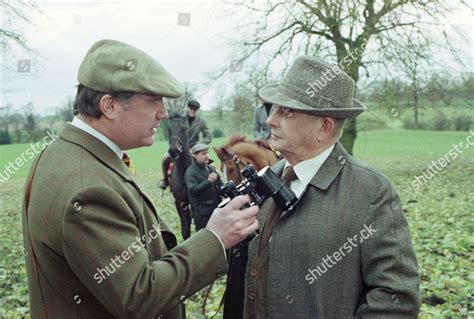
left=1, top=0, right=472, bottom=115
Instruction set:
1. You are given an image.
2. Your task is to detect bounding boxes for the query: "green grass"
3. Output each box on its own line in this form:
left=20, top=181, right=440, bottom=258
left=2, top=129, right=470, bottom=178
left=0, top=136, right=230, bottom=179
left=354, top=129, right=473, bottom=163
left=1, top=129, right=473, bottom=318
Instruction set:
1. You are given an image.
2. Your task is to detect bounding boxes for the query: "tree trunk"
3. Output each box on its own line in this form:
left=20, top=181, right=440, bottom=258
left=414, top=84, right=419, bottom=128
left=340, top=118, right=357, bottom=155
left=340, top=62, right=360, bottom=156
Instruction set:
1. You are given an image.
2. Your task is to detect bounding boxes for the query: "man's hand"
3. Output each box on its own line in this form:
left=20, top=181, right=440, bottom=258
left=208, top=172, right=218, bottom=183
left=206, top=195, right=259, bottom=249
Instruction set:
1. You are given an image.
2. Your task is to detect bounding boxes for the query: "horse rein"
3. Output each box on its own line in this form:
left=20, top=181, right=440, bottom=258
left=222, top=145, right=278, bottom=184
left=220, top=151, right=244, bottom=183
left=169, top=135, right=185, bottom=159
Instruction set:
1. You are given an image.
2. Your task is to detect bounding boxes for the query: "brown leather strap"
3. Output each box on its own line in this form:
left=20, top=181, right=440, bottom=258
left=24, top=149, right=49, bottom=319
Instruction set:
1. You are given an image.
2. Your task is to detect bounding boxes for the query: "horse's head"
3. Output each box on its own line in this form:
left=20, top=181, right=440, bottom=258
left=214, top=146, right=242, bottom=183
left=168, top=113, right=190, bottom=159
left=215, top=135, right=279, bottom=183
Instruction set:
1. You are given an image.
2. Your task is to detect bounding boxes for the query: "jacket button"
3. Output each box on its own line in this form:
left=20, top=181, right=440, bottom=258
left=73, top=294, right=82, bottom=304
left=249, top=292, right=256, bottom=301
left=250, top=268, right=257, bottom=277
left=216, top=269, right=225, bottom=278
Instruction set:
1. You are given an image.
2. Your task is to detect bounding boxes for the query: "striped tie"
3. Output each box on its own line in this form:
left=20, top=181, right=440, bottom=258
left=122, top=153, right=136, bottom=176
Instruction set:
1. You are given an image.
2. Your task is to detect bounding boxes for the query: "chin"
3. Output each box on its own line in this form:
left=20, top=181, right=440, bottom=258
left=270, top=140, right=283, bottom=151
left=141, top=137, right=154, bottom=147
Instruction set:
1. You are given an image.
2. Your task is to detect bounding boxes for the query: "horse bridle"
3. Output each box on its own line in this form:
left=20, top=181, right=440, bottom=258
left=221, top=151, right=244, bottom=184
left=169, top=135, right=185, bottom=160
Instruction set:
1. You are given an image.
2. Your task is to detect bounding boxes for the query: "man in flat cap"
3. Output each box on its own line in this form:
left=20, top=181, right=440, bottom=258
left=185, top=143, right=223, bottom=232
left=225, top=56, right=420, bottom=318
left=22, top=39, right=259, bottom=319
left=159, top=99, right=212, bottom=190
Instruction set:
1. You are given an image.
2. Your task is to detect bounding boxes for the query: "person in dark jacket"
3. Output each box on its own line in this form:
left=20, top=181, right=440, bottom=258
left=159, top=100, right=212, bottom=189
left=185, top=143, right=223, bottom=231
left=253, top=100, right=273, bottom=140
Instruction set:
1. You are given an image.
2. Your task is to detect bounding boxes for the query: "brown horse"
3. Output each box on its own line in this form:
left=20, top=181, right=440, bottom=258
left=214, top=135, right=279, bottom=183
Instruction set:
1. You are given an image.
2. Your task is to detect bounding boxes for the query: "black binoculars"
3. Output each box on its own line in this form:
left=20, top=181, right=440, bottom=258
left=219, top=164, right=298, bottom=245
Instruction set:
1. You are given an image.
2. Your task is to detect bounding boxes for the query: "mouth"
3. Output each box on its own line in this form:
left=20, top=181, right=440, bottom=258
left=271, top=133, right=282, bottom=139
left=149, top=127, right=157, bottom=136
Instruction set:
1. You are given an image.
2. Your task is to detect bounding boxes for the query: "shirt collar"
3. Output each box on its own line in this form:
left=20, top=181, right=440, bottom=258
left=284, top=143, right=336, bottom=188
left=71, top=116, right=123, bottom=159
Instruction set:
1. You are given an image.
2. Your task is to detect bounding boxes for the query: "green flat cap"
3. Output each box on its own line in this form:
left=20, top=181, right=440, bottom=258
left=191, top=143, right=209, bottom=154
left=78, top=39, right=184, bottom=98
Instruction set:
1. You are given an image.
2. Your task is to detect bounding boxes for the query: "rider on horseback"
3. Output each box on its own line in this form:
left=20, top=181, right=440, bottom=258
left=159, top=99, right=212, bottom=189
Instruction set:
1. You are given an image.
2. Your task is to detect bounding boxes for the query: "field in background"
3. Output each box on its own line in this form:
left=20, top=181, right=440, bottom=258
left=1, top=129, right=473, bottom=318
left=1, top=129, right=470, bottom=177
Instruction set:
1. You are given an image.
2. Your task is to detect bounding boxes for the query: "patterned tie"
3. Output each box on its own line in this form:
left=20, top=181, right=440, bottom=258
left=122, top=152, right=136, bottom=175
left=259, top=165, right=297, bottom=253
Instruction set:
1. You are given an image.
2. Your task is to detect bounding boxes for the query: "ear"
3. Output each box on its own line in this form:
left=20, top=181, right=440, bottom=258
left=99, top=94, right=118, bottom=120
left=318, top=117, right=336, bottom=140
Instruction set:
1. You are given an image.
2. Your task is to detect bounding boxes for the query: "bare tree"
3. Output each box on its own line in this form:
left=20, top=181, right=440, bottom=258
left=54, top=96, right=74, bottom=125
left=235, top=63, right=277, bottom=106
left=424, top=72, right=459, bottom=107
left=387, top=30, right=432, bottom=128
left=164, top=82, right=197, bottom=115
left=212, top=90, right=227, bottom=127
left=227, top=85, right=255, bottom=134
left=1, top=0, right=41, bottom=70
left=220, top=0, right=470, bottom=154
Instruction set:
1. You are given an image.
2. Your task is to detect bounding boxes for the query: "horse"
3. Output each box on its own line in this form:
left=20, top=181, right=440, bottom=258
left=214, top=136, right=278, bottom=318
left=213, top=135, right=279, bottom=183
left=167, top=113, right=192, bottom=240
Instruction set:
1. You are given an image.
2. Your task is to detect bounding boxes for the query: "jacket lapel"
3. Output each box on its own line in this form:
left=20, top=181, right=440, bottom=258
left=308, top=142, right=348, bottom=190
left=59, top=124, right=168, bottom=231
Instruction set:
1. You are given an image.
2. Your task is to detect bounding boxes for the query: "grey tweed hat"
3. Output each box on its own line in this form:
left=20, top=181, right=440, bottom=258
left=259, top=56, right=365, bottom=118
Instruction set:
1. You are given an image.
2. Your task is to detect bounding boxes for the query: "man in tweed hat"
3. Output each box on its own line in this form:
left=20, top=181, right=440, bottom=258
left=22, top=39, right=259, bottom=318
left=225, top=56, right=420, bottom=318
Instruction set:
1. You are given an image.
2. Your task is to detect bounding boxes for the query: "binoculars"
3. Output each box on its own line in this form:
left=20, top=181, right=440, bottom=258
left=219, top=164, right=298, bottom=245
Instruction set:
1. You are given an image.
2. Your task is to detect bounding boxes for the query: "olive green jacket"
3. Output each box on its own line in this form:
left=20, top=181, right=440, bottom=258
left=22, top=124, right=227, bottom=319
left=188, top=116, right=212, bottom=146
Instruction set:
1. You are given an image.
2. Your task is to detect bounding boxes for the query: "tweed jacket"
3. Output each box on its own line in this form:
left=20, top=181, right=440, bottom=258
left=188, top=116, right=212, bottom=146
left=243, top=142, right=420, bottom=318
left=22, top=124, right=227, bottom=319
left=252, top=105, right=273, bottom=140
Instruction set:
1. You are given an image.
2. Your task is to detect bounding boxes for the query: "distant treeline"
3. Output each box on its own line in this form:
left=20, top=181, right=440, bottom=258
left=0, top=74, right=472, bottom=145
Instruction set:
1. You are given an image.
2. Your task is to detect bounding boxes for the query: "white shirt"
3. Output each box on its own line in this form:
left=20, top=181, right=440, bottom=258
left=71, top=116, right=123, bottom=159
left=284, top=144, right=336, bottom=198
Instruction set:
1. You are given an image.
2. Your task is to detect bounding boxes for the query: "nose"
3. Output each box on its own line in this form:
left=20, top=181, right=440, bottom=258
left=156, top=100, right=168, bottom=120
left=266, top=106, right=280, bottom=128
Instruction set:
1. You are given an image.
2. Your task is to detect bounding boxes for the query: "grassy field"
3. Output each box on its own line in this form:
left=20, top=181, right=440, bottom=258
left=1, top=129, right=473, bottom=318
